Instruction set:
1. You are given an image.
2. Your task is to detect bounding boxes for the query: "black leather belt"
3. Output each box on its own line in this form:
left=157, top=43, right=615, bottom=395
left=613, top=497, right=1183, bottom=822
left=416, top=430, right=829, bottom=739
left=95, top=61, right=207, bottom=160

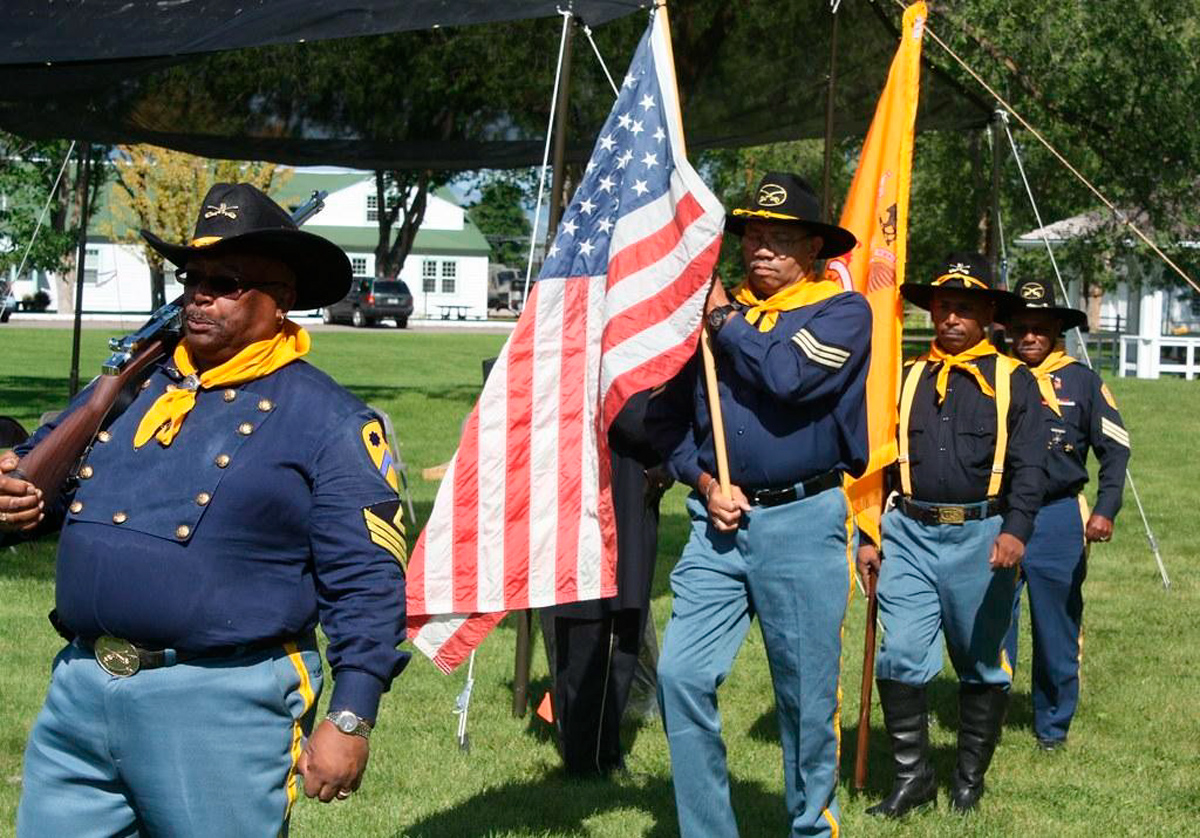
left=76, top=634, right=305, bottom=678
left=897, top=497, right=1003, bottom=526
left=746, top=470, right=842, bottom=508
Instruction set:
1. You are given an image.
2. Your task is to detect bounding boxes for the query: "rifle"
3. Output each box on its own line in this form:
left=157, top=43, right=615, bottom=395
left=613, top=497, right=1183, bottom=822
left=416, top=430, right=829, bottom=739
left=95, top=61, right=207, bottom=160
left=854, top=565, right=879, bottom=790
left=12, top=190, right=330, bottom=508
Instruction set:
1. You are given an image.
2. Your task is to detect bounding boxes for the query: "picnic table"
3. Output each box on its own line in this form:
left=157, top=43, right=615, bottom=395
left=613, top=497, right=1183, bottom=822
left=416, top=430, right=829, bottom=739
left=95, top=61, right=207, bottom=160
left=437, top=304, right=470, bottom=320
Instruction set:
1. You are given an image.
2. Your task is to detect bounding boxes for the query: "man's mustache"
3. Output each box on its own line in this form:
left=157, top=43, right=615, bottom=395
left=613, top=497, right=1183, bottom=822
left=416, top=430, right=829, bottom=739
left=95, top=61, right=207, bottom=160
left=185, top=309, right=218, bottom=326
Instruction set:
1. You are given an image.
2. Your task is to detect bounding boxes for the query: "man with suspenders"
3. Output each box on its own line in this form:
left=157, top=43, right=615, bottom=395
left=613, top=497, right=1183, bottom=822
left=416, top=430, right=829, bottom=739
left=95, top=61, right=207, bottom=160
left=858, top=253, right=1047, bottom=816
left=998, top=278, right=1130, bottom=751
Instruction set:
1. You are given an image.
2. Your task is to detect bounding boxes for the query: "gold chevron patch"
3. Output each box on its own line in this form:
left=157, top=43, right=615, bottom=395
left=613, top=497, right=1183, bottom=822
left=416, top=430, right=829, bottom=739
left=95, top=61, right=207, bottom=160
left=363, top=499, right=407, bottom=570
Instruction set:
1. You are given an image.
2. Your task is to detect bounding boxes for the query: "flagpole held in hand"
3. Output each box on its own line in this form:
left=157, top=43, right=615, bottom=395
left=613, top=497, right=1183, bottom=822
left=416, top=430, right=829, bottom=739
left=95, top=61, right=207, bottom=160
left=854, top=565, right=879, bottom=789
left=701, top=278, right=732, bottom=498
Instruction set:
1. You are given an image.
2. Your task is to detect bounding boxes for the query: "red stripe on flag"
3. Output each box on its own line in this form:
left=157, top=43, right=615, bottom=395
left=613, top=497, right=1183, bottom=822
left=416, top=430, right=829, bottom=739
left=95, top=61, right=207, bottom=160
left=501, top=288, right=538, bottom=609
left=450, top=406, right=481, bottom=612
left=429, top=612, right=508, bottom=674
left=554, top=277, right=591, bottom=603
left=606, top=192, right=705, bottom=288
left=601, top=233, right=722, bottom=353
left=407, top=531, right=428, bottom=614
left=593, top=430, right=618, bottom=596
left=601, top=324, right=701, bottom=430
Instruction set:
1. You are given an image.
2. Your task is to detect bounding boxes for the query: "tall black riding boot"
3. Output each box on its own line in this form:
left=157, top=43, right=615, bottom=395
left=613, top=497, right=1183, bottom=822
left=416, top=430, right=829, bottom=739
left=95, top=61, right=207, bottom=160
left=866, top=680, right=937, bottom=818
left=950, top=683, right=1009, bottom=812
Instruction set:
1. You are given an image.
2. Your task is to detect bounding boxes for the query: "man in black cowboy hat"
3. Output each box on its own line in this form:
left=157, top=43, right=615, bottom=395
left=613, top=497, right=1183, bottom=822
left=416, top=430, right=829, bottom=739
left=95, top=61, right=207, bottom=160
left=0, top=183, right=409, bottom=835
left=998, top=277, right=1129, bottom=751
left=650, top=173, right=870, bottom=837
left=857, top=252, right=1047, bottom=816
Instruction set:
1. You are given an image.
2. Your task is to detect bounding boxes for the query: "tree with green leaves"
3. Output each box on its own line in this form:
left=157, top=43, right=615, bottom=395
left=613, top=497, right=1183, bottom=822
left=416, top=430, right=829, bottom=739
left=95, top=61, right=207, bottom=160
left=467, top=177, right=533, bottom=269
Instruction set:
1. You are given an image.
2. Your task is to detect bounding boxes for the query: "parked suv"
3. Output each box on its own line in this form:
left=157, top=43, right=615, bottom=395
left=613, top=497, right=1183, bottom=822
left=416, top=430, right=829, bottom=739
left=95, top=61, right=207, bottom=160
left=323, top=278, right=414, bottom=328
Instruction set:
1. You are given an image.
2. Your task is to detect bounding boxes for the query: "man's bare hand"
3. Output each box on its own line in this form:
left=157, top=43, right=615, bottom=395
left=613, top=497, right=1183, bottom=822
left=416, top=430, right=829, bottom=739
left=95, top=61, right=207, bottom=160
left=856, top=544, right=881, bottom=592
left=297, top=720, right=370, bottom=803
left=0, top=450, right=43, bottom=533
left=704, top=274, right=730, bottom=314
left=706, top=480, right=750, bottom=532
left=1085, top=514, right=1114, bottom=543
left=988, top=532, right=1025, bottom=569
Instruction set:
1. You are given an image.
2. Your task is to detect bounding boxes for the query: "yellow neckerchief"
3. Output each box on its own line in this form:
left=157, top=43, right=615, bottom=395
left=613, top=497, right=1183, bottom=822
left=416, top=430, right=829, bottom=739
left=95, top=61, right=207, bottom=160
left=1025, top=348, right=1075, bottom=417
left=926, top=338, right=998, bottom=404
left=733, top=276, right=843, bottom=333
left=133, top=320, right=310, bottom=448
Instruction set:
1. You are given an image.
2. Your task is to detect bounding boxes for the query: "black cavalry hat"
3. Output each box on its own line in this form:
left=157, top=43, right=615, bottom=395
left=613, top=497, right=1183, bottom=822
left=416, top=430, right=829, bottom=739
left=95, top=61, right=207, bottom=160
left=998, top=277, right=1089, bottom=333
left=900, top=251, right=1021, bottom=313
left=725, top=172, right=857, bottom=259
left=141, top=183, right=351, bottom=311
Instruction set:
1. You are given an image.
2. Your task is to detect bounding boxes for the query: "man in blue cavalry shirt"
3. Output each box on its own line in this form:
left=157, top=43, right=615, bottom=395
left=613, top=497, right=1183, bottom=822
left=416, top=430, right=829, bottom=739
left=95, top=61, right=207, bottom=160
left=0, top=184, right=409, bottom=837
left=999, top=278, right=1130, bottom=751
left=649, top=173, right=871, bottom=838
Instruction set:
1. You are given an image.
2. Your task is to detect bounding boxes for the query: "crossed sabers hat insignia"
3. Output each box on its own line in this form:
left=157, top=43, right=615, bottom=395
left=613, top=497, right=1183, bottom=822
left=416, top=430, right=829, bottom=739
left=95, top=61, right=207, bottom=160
left=204, top=203, right=239, bottom=220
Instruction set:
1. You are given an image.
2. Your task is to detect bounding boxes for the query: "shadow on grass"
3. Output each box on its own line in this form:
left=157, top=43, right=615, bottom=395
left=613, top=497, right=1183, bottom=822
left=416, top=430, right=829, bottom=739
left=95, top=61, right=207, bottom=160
left=398, top=773, right=787, bottom=838
left=344, top=383, right=482, bottom=409
left=0, top=375, right=74, bottom=423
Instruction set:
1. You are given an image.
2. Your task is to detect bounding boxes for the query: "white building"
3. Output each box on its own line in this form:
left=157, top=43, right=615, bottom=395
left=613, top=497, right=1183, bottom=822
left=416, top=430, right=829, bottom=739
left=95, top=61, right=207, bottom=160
left=5, top=167, right=492, bottom=319
left=1015, top=210, right=1200, bottom=380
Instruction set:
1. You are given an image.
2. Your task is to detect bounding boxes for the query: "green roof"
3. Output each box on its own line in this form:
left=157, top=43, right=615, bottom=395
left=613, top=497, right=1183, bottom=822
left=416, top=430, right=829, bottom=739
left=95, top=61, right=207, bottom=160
left=299, top=223, right=490, bottom=256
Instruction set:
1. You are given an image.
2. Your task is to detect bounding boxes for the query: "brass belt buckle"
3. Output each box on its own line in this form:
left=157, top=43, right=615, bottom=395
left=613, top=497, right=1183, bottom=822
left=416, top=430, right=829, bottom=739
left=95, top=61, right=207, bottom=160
left=94, top=635, right=141, bottom=677
left=937, top=506, right=966, bottom=525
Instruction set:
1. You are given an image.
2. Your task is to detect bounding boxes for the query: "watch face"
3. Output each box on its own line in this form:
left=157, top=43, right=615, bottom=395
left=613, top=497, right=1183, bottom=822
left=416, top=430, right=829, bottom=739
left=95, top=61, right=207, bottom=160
left=334, top=712, right=357, bottom=733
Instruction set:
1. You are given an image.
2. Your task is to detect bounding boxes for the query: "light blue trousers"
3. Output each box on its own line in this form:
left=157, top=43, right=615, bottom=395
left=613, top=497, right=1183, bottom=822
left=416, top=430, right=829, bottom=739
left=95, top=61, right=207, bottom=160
left=17, top=639, right=323, bottom=838
left=875, top=508, right=1017, bottom=687
left=658, top=487, right=853, bottom=838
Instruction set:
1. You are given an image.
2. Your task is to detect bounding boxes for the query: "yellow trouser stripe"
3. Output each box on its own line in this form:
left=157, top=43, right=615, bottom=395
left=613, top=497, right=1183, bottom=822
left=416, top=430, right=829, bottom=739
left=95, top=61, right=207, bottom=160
left=283, top=642, right=316, bottom=820
left=819, top=491, right=854, bottom=838
left=897, top=360, right=927, bottom=496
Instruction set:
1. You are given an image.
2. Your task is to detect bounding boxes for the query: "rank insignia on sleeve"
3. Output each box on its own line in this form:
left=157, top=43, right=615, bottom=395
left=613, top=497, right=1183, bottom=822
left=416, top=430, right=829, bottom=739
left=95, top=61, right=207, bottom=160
left=361, top=419, right=400, bottom=492
left=1100, top=383, right=1119, bottom=409
left=363, top=499, right=407, bottom=569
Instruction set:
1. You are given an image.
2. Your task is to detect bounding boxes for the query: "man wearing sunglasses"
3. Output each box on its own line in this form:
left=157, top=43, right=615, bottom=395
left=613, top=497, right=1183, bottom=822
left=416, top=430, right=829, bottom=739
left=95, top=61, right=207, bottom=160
left=1, top=183, right=409, bottom=836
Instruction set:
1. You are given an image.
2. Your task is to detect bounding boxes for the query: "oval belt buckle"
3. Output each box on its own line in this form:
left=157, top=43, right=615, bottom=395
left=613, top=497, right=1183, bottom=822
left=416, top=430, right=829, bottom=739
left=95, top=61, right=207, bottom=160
left=937, top=506, right=966, bottom=525
left=94, top=635, right=141, bottom=677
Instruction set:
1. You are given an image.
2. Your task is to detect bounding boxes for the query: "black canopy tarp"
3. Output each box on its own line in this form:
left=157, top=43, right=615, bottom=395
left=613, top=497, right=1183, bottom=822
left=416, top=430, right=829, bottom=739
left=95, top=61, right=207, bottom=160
left=0, top=0, right=990, bottom=169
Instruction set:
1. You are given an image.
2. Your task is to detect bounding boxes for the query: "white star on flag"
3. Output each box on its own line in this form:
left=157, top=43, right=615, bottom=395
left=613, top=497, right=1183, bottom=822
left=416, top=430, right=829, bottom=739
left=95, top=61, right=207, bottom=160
left=617, top=112, right=632, bottom=129
left=640, top=94, right=656, bottom=111
left=579, top=197, right=596, bottom=215
left=642, top=152, right=659, bottom=170
left=630, top=119, right=645, bottom=136
left=561, top=218, right=578, bottom=236
left=616, top=150, right=633, bottom=169
left=578, top=240, right=595, bottom=256
left=599, top=134, right=616, bottom=152
left=653, top=126, right=666, bottom=142
left=631, top=179, right=649, bottom=196
left=598, top=175, right=615, bottom=193
left=597, top=217, right=614, bottom=234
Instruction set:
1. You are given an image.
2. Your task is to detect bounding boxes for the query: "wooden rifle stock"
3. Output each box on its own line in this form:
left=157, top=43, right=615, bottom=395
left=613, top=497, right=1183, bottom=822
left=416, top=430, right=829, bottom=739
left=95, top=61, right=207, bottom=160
left=854, top=566, right=879, bottom=790
left=14, top=338, right=171, bottom=509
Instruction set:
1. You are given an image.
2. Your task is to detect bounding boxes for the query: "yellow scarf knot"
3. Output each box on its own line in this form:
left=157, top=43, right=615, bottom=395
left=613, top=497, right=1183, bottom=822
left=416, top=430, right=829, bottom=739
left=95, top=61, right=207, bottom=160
left=733, top=277, right=843, bottom=333
left=926, top=339, right=998, bottom=404
left=1027, top=349, right=1075, bottom=417
left=133, top=320, right=310, bottom=448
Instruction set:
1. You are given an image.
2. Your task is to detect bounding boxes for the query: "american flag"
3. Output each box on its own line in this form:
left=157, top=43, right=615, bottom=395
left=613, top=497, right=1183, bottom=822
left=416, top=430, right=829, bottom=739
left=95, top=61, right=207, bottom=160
left=406, top=11, right=725, bottom=673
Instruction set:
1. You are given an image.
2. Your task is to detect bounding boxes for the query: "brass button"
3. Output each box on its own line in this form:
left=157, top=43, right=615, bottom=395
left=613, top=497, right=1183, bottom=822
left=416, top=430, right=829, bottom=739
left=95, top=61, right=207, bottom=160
left=195, top=492, right=211, bottom=506
left=165, top=384, right=177, bottom=392
left=223, top=389, right=237, bottom=402
left=97, top=431, right=111, bottom=443
left=112, top=512, right=128, bottom=524
left=69, top=500, right=83, bottom=514
left=214, top=454, right=231, bottom=468
left=140, top=378, right=152, bottom=390
left=238, top=423, right=254, bottom=436
left=79, top=465, right=94, bottom=479
left=175, top=524, right=191, bottom=540
left=257, top=399, right=273, bottom=412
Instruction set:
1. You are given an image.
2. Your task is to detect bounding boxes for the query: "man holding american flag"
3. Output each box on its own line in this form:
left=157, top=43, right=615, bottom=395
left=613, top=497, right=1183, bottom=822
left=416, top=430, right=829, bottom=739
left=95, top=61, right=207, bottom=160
left=648, top=173, right=870, bottom=838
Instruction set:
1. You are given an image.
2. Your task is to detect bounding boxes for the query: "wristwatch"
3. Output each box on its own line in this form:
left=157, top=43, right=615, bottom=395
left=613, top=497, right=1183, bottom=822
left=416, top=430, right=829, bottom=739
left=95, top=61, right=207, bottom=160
left=325, top=709, right=373, bottom=740
left=706, top=304, right=737, bottom=334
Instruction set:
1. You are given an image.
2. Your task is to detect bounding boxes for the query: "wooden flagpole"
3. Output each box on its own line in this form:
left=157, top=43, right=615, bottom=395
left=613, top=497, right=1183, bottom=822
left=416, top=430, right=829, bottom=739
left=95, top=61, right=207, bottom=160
left=655, top=0, right=732, bottom=497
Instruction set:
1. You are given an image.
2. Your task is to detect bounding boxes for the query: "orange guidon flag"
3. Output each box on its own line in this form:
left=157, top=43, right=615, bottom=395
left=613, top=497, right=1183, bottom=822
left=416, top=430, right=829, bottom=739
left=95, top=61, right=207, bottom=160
left=825, top=1, right=927, bottom=547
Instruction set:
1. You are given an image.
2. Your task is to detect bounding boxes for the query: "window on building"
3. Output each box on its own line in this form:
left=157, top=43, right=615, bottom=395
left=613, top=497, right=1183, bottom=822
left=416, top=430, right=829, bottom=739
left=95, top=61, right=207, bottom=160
left=366, top=194, right=378, bottom=223
left=83, top=247, right=99, bottom=285
left=441, top=260, right=457, bottom=294
left=351, top=256, right=368, bottom=277
left=422, top=259, right=437, bottom=293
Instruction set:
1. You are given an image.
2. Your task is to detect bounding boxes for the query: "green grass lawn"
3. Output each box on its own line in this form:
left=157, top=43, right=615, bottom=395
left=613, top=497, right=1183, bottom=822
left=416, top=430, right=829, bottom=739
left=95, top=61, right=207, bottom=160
left=1, top=326, right=1198, bottom=837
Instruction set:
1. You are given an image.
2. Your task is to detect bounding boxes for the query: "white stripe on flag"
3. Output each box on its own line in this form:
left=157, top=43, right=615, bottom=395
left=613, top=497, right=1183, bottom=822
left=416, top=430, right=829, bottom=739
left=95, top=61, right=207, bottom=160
left=607, top=190, right=674, bottom=258
left=475, top=356, right=509, bottom=611
left=573, top=275, right=608, bottom=603
left=528, top=279, right=565, bottom=606
left=421, top=447, right=458, bottom=613
left=410, top=613, right=469, bottom=662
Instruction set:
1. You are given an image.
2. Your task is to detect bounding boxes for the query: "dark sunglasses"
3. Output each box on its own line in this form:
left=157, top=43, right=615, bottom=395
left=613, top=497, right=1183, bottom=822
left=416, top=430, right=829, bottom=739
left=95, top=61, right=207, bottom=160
left=177, top=269, right=287, bottom=299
